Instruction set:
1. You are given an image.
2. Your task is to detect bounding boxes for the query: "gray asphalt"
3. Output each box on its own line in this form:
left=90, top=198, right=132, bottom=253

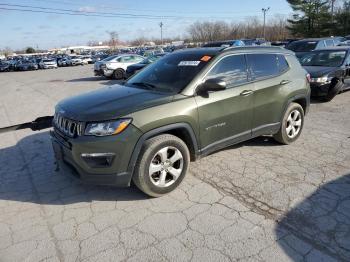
left=0, top=65, right=349, bottom=262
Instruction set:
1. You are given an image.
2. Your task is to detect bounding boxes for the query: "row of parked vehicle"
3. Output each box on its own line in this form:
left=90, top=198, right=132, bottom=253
left=92, top=36, right=350, bottom=102
left=0, top=54, right=109, bottom=72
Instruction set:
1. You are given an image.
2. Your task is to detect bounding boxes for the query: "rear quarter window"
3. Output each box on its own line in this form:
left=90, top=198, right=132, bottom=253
left=277, top=55, right=290, bottom=73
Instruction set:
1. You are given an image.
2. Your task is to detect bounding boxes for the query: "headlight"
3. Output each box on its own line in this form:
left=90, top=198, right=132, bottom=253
left=311, top=76, right=331, bottom=83
left=85, top=119, right=132, bottom=137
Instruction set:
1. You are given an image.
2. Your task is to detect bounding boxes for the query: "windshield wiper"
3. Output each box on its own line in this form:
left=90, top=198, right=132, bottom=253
left=130, top=82, right=158, bottom=90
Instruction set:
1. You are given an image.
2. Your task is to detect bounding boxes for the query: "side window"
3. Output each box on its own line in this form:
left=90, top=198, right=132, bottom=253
left=277, top=55, right=289, bottom=73
left=325, top=40, right=335, bottom=47
left=317, top=41, right=326, bottom=49
left=134, top=56, right=144, bottom=63
left=205, top=55, right=248, bottom=88
left=247, top=54, right=279, bottom=79
left=120, top=56, right=133, bottom=63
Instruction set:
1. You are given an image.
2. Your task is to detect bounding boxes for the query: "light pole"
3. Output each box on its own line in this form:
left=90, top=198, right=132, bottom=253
left=262, top=7, right=270, bottom=39
left=159, top=22, right=163, bottom=45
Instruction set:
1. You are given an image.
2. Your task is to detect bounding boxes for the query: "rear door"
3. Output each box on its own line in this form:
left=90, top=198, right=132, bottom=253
left=247, top=53, right=291, bottom=135
left=195, top=54, right=254, bottom=151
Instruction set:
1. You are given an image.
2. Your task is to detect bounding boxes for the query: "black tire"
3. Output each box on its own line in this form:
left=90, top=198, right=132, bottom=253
left=273, top=102, right=304, bottom=145
left=323, top=79, right=343, bottom=102
left=113, top=69, right=125, bottom=80
left=133, top=134, right=190, bottom=197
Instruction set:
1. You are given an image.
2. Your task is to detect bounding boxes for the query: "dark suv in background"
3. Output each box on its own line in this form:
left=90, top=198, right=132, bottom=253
left=51, top=46, right=310, bottom=197
left=286, top=37, right=343, bottom=58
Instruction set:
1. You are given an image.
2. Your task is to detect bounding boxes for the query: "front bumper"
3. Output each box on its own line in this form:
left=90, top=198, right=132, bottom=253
left=50, top=125, right=142, bottom=187
left=310, top=83, right=330, bottom=97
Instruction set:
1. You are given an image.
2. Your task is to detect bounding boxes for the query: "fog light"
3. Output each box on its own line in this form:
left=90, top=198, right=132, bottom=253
left=81, top=153, right=115, bottom=168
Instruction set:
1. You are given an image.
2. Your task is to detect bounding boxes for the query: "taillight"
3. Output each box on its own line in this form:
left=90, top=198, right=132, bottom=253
left=306, top=73, right=311, bottom=83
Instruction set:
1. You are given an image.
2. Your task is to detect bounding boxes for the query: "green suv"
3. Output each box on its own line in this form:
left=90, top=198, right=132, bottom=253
left=51, top=46, right=310, bottom=197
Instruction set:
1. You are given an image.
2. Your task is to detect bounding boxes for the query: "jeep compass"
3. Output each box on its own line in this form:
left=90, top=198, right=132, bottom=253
left=51, top=46, right=310, bottom=197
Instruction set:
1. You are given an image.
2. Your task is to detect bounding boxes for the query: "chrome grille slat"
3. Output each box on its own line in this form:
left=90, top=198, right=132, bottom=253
left=53, top=112, right=82, bottom=138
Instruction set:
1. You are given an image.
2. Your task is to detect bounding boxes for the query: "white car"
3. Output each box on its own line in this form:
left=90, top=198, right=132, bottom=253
left=94, top=54, right=145, bottom=79
left=70, top=56, right=86, bottom=66
left=81, top=55, right=93, bottom=64
left=39, top=59, right=57, bottom=69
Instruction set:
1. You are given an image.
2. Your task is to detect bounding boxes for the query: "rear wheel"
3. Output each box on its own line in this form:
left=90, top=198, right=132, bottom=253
left=133, top=134, right=190, bottom=197
left=114, top=69, right=125, bottom=80
left=273, top=103, right=304, bottom=145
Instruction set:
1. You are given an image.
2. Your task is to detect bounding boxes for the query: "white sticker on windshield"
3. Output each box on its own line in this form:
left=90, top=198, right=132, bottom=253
left=178, top=61, right=201, bottom=66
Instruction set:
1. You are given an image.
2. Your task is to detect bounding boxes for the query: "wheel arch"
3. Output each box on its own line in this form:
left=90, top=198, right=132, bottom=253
left=127, top=123, right=199, bottom=177
left=281, top=94, right=310, bottom=123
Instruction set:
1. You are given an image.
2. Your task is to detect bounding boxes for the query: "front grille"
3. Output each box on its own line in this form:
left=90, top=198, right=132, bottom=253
left=53, top=113, right=83, bottom=137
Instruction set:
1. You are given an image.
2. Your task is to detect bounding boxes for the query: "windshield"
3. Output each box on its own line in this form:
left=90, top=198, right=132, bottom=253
left=43, top=59, right=54, bottom=62
left=300, top=51, right=346, bottom=67
left=287, top=41, right=317, bottom=52
left=126, top=52, right=212, bottom=93
left=103, top=55, right=118, bottom=61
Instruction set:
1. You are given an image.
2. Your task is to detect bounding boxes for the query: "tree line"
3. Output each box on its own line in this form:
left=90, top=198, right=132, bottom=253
left=287, top=0, right=350, bottom=37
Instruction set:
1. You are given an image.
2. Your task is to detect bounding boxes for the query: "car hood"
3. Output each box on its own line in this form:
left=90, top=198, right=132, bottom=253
left=56, top=84, right=174, bottom=121
left=303, top=66, right=336, bottom=78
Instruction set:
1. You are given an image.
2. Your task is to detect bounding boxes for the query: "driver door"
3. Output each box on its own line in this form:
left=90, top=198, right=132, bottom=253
left=195, top=54, right=254, bottom=152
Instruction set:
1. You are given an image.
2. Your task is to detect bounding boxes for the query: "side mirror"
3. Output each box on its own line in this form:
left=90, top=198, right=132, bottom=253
left=197, top=78, right=227, bottom=93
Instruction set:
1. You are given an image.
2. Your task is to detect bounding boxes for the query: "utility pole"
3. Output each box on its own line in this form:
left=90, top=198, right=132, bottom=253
left=262, top=7, right=270, bottom=39
left=331, top=0, right=336, bottom=24
left=159, top=22, right=163, bottom=45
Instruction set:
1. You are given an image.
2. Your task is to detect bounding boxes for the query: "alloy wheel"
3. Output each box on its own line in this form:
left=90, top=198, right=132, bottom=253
left=286, top=110, right=302, bottom=139
left=148, top=146, right=184, bottom=188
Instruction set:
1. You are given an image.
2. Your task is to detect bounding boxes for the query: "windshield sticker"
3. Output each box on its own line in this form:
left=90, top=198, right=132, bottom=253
left=178, top=61, right=201, bottom=66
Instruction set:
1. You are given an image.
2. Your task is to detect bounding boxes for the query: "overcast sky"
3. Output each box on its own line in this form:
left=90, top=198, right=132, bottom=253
left=0, top=0, right=292, bottom=50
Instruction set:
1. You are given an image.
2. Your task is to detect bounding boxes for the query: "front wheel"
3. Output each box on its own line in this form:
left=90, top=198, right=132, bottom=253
left=133, top=134, right=190, bottom=197
left=113, top=69, right=125, bottom=80
left=273, top=102, right=304, bottom=145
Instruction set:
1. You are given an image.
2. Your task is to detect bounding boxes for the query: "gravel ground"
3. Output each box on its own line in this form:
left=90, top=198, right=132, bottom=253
left=0, top=65, right=349, bottom=262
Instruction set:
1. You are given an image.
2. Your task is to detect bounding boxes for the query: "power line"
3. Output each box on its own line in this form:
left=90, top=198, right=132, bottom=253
left=0, top=2, right=286, bottom=20
left=21, top=0, right=276, bottom=15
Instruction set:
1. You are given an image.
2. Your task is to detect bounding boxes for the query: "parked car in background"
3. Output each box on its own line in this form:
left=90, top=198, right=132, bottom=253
left=81, top=55, right=93, bottom=64
left=125, top=54, right=167, bottom=78
left=241, top=39, right=257, bottom=46
left=202, top=40, right=245, bottom=47
left=58, top=58, right=72, bottom=67
left=300, top=47, right=350, bottom=101
left=286, top=38, right=339, bottom=58
left=91, top=54, right=109, bottom=63
left=0, top=61, right=11, bottom=72
left=94, top=54, right=145, bottom=79
left=52, top=46, right=310, bottom=197
left=70, top=56, right=86, bottom=66
left=16, top=60, right=39, bottom=71
left=39, top=59, right=58, bottom=69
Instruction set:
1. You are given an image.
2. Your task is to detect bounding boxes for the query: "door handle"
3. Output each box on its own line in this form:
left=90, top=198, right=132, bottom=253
left=280, top=80, right=291, bottom=85
left=240, top=90, right=254, bottom=96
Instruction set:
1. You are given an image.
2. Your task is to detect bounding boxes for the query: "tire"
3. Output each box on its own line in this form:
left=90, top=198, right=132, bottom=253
left=114, top=69, right=125, bottom=80
left=273, top=102, right=304, bottom=145
left=323, top=79, right=343, bottom=102
left=133, top=134, right=190, bottom=197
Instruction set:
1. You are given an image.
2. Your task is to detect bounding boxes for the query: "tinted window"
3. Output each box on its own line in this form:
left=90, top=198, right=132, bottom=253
left=247, top=54, right=279, bottom=79
left=277, top=55, right=289, bottom=72
left=325, top=40, right=335, bottom=47
left=300, top=51, right=346, bottom=67
left=205, top=55, right=248, bottom=87
left=286, top=41, right=317, bottom=52
left=126, top=52, right=211, bottom=93
left=317, top=41, right=326, bottom=49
